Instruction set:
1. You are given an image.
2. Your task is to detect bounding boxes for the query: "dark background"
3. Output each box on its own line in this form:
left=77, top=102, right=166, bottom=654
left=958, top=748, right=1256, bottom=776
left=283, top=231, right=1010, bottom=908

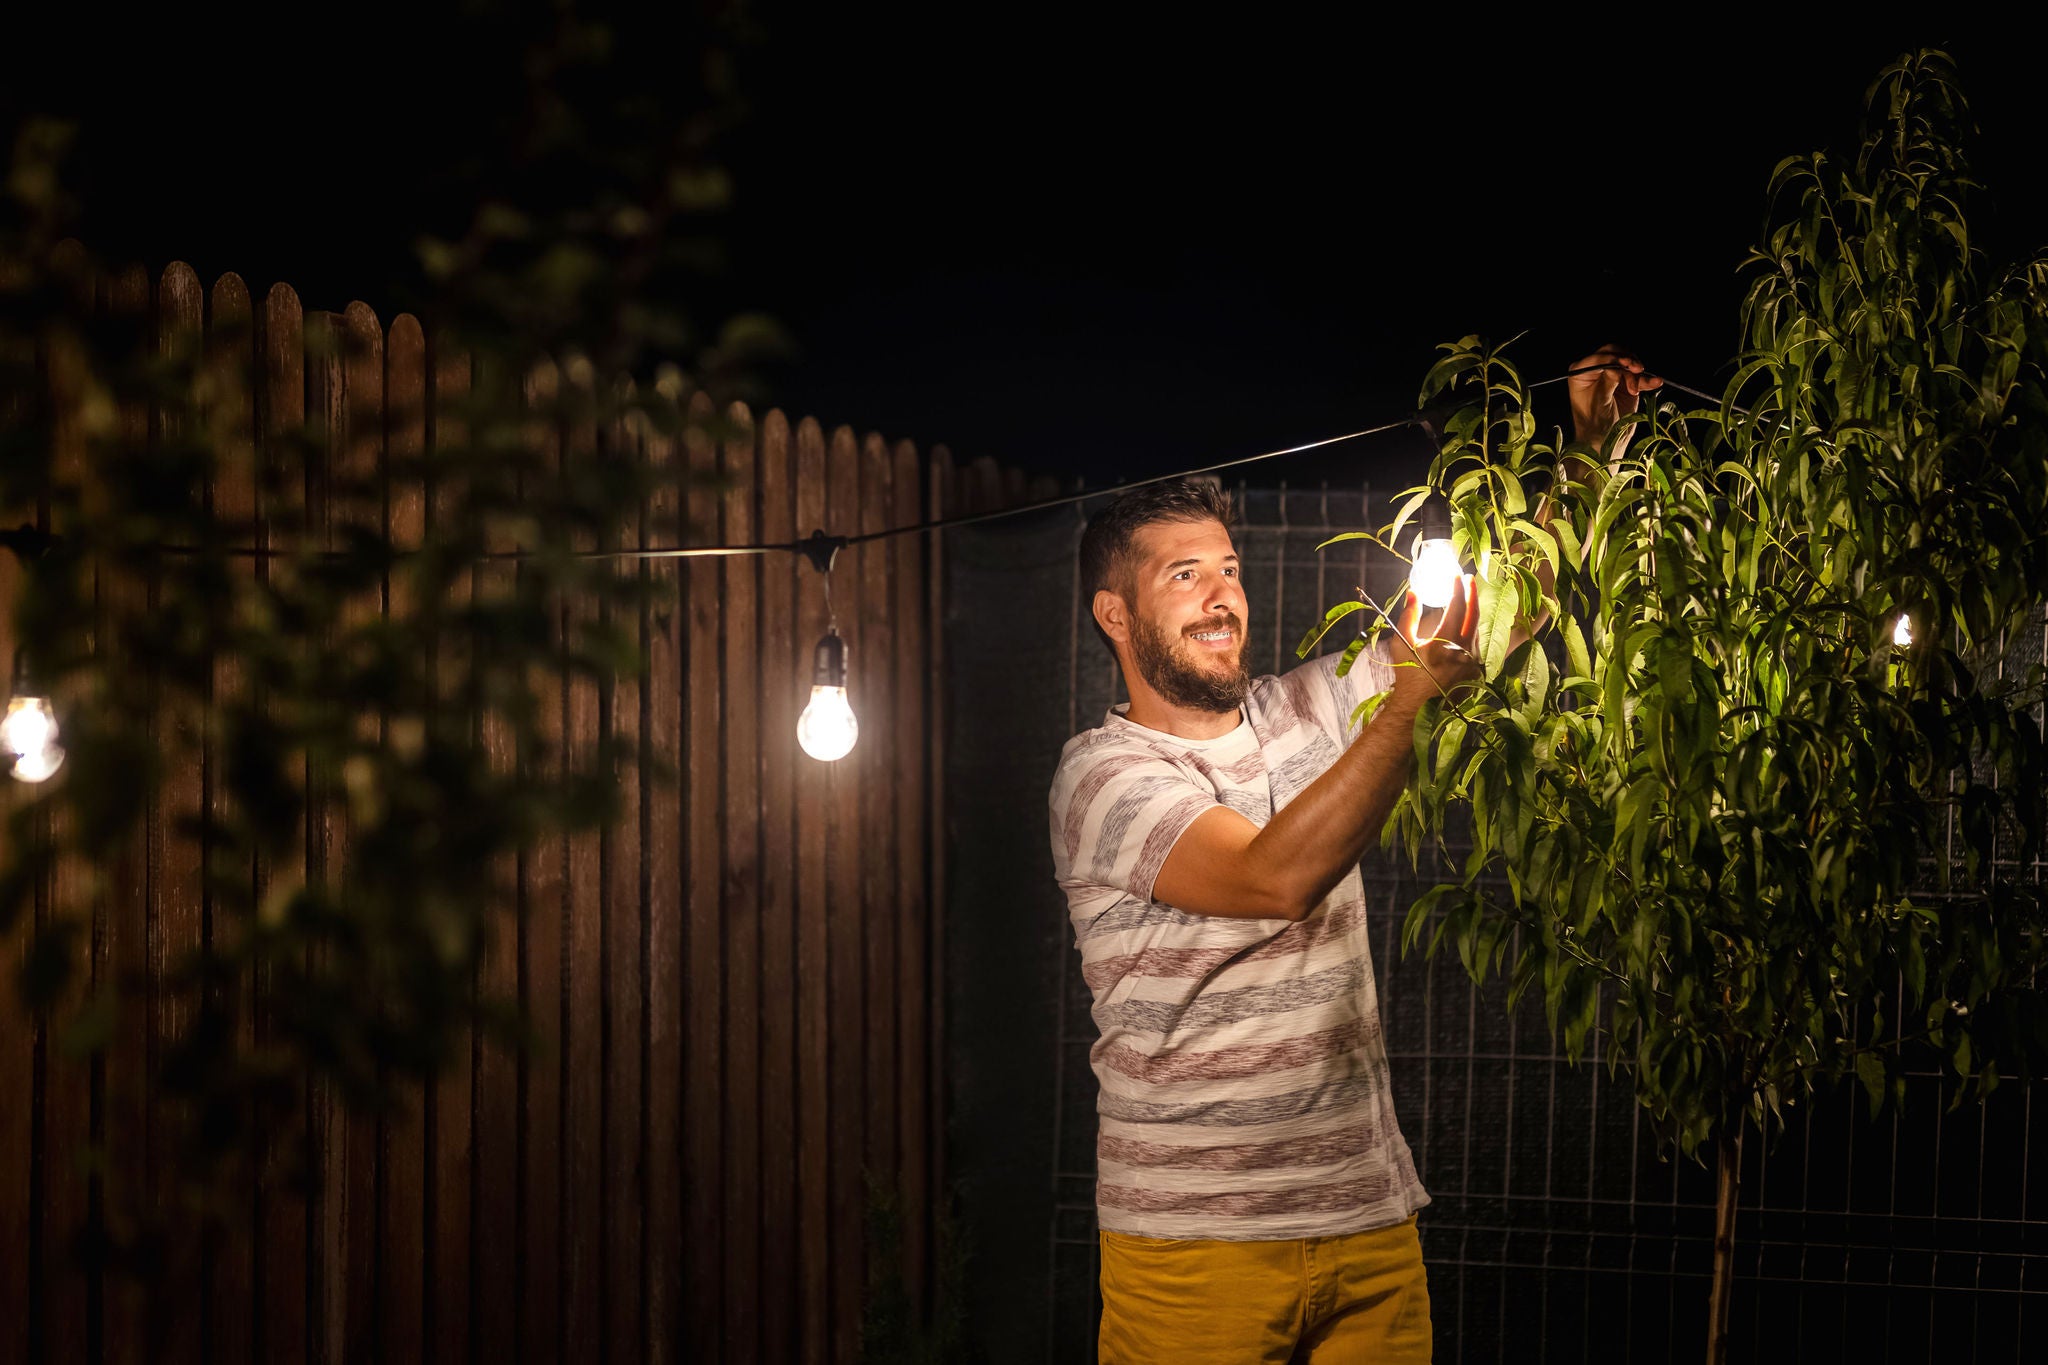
left=8, top=10, right=2048, bottom=1360
left=7, top=9, right=2046, bottom=487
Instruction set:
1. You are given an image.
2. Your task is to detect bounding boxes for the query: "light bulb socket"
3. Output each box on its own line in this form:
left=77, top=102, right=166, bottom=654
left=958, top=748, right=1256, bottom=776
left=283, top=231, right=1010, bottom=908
left=7, top=649, right=51, bottom=713
left=811, top=626, right=848, bottom=688
left=798, top=530, right=847, bottom=577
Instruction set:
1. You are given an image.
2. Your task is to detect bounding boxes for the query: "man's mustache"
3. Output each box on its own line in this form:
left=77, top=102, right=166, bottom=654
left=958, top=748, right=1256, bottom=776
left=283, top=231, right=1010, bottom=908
left=1182, top=613, right=1244, bottom=639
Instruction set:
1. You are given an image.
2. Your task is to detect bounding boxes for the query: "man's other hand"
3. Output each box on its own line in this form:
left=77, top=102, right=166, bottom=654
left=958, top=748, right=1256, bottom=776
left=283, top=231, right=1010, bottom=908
left=1391, top=576, right=1480, bottom=701
left=1569, top=345, right=1663, bottom=461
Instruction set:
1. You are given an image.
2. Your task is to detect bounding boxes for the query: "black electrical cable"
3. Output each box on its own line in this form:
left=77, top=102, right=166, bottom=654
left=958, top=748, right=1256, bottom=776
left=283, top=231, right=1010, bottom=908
left=531, top=360, right=1730, bottom=565
left=120, top=361, right=1729, bottom=566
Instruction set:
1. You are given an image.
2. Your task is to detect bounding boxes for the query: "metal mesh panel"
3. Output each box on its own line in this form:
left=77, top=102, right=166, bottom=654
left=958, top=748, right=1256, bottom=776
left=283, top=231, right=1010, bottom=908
left=1042, top=484, right=2048, bottom=1363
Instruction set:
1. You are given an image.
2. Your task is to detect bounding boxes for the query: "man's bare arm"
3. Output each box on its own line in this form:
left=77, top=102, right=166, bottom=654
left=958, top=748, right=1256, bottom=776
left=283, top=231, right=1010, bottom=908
left=1150, top=581, right=1480, bottom=921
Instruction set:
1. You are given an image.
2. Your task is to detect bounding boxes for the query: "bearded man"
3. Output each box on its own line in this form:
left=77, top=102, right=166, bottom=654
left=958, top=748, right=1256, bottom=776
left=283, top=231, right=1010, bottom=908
left=1047, top=352, right=1657, bottom=1363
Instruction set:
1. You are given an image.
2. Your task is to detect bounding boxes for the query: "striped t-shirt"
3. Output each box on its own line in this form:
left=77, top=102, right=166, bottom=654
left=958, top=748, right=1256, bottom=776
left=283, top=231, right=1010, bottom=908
left=1048, top=645, right=1427, bottom=1241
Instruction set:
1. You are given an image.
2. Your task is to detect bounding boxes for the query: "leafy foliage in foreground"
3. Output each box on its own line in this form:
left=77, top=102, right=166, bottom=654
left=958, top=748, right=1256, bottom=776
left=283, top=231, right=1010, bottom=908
left=1328, top=51, right=2048, bottom=1160
left=0, top=6, right=770, bottom=1253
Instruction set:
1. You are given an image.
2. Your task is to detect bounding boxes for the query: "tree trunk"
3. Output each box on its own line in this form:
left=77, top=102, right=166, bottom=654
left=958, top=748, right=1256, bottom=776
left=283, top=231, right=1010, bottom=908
left=1704, top=1124, right=1743, bottom=1365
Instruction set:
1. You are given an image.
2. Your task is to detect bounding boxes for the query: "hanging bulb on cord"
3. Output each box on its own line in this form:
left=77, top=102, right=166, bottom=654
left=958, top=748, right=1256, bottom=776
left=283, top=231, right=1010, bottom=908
left=3, top=649, right=63, bottom=784
left=1892, top=614, right=1913, bottom=648
left=1410, top=538, right=1464, bottom=610
left=794, top=529, right=859, bottom=761
left=797, top=625, right=858, bottom=761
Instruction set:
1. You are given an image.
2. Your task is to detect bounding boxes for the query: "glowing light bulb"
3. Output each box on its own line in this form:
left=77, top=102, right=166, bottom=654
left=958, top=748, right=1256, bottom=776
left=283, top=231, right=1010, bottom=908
left=798, top=685, right=859, bottom=761
left=797, top=627, right=858, bottom=761
left=1, top=696, right=57, bottom=760
left=1892, top=615, right=1913, bottom=648
left=1410, top=539, right=1463, bottom=610
left=10, top=743, right=62, bottom=783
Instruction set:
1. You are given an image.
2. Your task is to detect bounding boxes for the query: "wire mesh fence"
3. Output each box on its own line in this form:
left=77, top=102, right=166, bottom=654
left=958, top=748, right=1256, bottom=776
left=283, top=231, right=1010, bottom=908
left=1043, top=483, right=2048, bottom=1363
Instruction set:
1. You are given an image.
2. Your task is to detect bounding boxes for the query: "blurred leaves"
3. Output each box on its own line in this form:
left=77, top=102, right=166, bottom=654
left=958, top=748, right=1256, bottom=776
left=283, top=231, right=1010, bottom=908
left=0, top=3, right=759, bottom=1265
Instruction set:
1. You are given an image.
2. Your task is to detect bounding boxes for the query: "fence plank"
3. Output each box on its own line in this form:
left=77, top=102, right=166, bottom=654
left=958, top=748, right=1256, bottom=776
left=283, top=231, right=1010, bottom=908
left=682, top=389, right=724, bottom=1362
left=891, top=437, right=928, bottom=1311
left=0, top=386, right=26, bottom=1365
left=256, top=281, right=309, bottom=1365
left=520, top=360, right=566, bottom=1364
left=302, top=305, right=344, bottom=1365
left=792, top=416, right=831, bottom=1364
left=757, top=409, right=798, bottom=1365
left=151, top=261, right=209, bottom=1365
left=644, top=376, right=685, bottom=1365
left=470, top=351, right=519, bottom=1365
left=858, top=434, right=899, bottom=1239
left=380, top=312, right=429, bottom=1365
left=602, top=388, right=646, bottom=1365
left=825, top=423, right=864, bottom=1364
left=102, top=260, right=154, bottom=1365
left=38, top=248, right=96, bottom=1365
left=333, top=299, right=385, bottom=1365
left=925, top=445, right=952, bottom=1230
left=201, top=269, right=257, bottom=1365
left=425, top=341, right=474, bottom=1365
left=563, top=359, right=606, bottom=1365
left=721, top=401, right=764, bottom=1365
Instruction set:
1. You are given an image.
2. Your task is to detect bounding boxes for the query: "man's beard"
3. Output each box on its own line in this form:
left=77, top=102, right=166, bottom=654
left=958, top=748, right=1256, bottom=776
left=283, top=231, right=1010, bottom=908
left=1129, top=610, right=1251, bottom=713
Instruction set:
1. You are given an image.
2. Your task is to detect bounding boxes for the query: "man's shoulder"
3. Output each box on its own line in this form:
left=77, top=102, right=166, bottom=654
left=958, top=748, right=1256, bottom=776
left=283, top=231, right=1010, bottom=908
left=1053, top=719, right=1171, bottom=788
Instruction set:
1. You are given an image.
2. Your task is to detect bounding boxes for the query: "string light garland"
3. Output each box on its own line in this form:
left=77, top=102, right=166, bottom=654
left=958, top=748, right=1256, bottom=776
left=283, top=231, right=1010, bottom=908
left=2, top=362, right=1732, bottom=767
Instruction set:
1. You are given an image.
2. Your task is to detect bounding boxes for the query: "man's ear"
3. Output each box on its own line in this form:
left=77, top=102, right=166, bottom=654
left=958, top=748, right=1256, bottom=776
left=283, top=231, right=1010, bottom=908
left=1092, top=588, right=1131, bottom=646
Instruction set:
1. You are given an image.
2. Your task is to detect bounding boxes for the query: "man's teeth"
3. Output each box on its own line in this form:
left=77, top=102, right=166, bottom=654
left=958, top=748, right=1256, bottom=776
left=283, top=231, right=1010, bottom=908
left=1191, top=630, right=1231, bottom=641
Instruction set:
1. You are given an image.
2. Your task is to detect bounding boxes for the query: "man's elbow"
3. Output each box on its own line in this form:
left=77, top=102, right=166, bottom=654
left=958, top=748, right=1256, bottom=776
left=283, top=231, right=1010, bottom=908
left=1241, top=877, right=1317, bottom=922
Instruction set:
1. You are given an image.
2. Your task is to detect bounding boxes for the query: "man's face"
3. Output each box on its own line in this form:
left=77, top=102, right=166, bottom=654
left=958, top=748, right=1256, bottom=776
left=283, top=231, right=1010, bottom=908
left=1122, top=518, right=1251, bottom=713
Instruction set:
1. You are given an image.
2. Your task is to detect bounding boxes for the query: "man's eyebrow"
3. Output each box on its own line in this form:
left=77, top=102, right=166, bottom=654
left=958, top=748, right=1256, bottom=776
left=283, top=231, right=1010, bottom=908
left=1161, top=553, right=1239, bottom=573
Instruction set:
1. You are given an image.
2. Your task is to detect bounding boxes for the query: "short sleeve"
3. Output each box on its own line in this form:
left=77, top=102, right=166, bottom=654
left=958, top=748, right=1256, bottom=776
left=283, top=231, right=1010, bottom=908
left=1049, top=740, right=1217, bottom=906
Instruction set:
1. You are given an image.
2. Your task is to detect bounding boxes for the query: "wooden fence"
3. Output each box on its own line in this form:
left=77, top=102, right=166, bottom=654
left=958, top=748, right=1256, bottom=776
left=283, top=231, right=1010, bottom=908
left=0, top=262, right=1013, bottom=1364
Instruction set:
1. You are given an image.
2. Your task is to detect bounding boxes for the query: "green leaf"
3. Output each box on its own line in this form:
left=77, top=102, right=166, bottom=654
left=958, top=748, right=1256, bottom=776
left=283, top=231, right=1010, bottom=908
left=1313, top=530, right=1380, bottom=552
left=1855, top=1051, right=1887, bottom=1118
left=1474, top=569, right=1519, bottom=676
left=1563, top=616, right=1593, bottom=681
left=1295, top=599, right=1367, bottom=659
left=1386, top=487, right=1432, bottom=552
left=1520, top=641, right=1551, bottom=715
left=1553, top=518, right=1586, bottom=572
left=1509, top=517, right=1560, bottom=584
left=1433, top=713, right=1467, bottom=791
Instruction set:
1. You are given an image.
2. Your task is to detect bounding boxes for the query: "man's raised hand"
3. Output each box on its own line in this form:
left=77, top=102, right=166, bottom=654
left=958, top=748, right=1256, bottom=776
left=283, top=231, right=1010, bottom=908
left=1391, top=574, right=1481, bottom=700
left=1568, top=345, right=1663, bottom=463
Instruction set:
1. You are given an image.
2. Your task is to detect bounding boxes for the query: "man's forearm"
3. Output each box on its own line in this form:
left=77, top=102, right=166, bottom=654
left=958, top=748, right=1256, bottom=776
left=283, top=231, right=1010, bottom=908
left=1242, top=685, right=1426, bottom=919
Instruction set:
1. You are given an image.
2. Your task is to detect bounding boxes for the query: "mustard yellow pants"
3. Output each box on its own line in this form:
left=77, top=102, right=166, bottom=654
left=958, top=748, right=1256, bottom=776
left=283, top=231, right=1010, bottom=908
left=1097, top=1215, right=1432, bottom=1364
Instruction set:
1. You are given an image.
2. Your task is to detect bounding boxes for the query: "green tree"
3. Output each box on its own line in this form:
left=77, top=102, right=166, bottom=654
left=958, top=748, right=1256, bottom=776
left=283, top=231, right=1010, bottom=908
left=1320, top=51, right=2048, bottom=1362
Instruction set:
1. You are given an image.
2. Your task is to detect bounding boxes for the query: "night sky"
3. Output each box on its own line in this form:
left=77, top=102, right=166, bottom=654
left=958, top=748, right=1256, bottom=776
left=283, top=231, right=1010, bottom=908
left=8, top=8, right=2044, bottom=489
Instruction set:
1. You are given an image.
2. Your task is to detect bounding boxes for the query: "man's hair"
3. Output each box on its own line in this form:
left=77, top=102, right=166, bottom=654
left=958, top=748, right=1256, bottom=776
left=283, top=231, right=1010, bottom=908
left=1079, top=478, right=1236, bottom=656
